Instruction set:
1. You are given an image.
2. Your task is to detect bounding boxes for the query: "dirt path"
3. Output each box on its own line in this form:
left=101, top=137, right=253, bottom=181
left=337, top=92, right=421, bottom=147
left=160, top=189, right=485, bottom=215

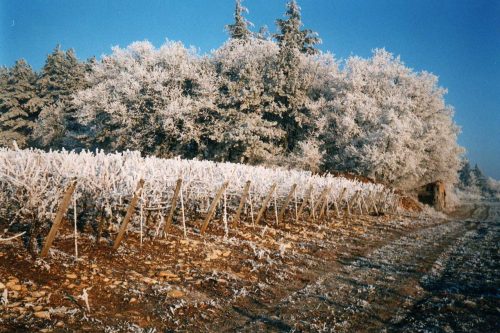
left=210, top=203, right=500, bottom=332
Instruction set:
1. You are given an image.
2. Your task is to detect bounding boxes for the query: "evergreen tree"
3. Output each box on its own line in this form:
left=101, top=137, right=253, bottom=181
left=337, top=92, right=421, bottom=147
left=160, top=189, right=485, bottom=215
left=0, top=60, right=41, bottom=148
left=267, top=0, right=321, bottom=153
left=472, top=164, right=489, bottom=193
left=274, top=0, right=321, bottom=55
left=225, top=0, right=252, bottom=40
left=33, top=46, right=88, bottom=149
left=458, top=160, right=472, bottom=187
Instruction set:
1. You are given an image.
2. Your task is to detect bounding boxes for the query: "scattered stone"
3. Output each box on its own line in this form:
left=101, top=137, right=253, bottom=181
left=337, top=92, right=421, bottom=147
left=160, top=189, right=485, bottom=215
left=167, top=290, right=185, bottom=298
left=129, top=297, right=137, bottom=304
left=33, top=305, right=44, bottom=311
left=66, top=273, right=78, bottom=279
left=222, top=250, right=231, bottom=257
left=32, top=291, right=46, bottom=298
left=34, top=311, right=51, bottom=320
left=142, top=277, right=157, bottom=285
left=464, top=300, right=477, bottom=308
left=9, top=291, right=20, bottom=299
left=157, top=271, right=178, bottom=279
left=5, top=302, right=16, bottom=309
left=0, top=282, right=5, bottom=290
left=9, top=284, right=22, bottom=291
left=14, top=307, right=26, bottom=313
left=56, top=321, right=64, bottom=328
left=6, top=280, right=19, bottom=289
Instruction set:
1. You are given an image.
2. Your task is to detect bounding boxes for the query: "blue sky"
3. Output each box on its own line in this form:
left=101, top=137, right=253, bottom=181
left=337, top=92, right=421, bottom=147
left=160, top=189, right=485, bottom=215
left=1, top=0, right=499, bottom=178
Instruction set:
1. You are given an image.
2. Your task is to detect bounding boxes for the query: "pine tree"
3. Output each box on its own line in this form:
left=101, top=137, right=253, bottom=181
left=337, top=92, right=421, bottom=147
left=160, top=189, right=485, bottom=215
left=458, top=160, right=472, bottom=187
left=225, top=0, right=252, bottom=40
left=0, top=59, right=41, bottom=148
left=274, top=0, right=321, bottom=55
left=267, top=0, right=322, bottom=153
left=472, top=164, right=490, bottom=193
left=33, top=46, right=88, bottom=149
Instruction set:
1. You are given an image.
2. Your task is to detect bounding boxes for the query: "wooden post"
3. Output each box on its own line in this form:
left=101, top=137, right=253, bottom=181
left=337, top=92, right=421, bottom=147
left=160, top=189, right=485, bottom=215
left=355, top=191, right=363, bottom=214
left=318, top=188, right=331, bottom=220
left=232, top=180, right=251, bottom=228
left=200, top=182, right=229, bottom=235
left=337, top=187, right=347, bottom=216
left=40, top=181, right=77, bottom=257
left=347, top=191, right=359, bottom=217
left=96, top=206, right=106, bottom=243
left=296, top=185, right=312, bottom=223
left=370, top=194, right=379, bottom=215
left=254, top=183, right=277, bottom=225
left=360, top=193, right=368, bottom=215
left=310, top=187, right=329, bottom=222
left=112, top=179, right=145, bottom=250
left=278, top=184, right=297, bottom=224
left=333, top=199, right=340, bottom=219
left=164, top=178, right=182, bottom=236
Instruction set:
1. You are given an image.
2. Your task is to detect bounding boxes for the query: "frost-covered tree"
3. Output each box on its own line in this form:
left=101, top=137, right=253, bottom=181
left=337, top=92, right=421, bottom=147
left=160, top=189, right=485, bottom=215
left=269, top=0, right=322, bottom=152
left=74, top=41, right=220, bottom=158
left=32, top=46, right=88, bottom=149
left=457, top=161, right=499, bottom=198
left=274, top=0, right=321, bottom=56
left=212, top=38, right=285, bottom=164
left=281, top=52, right=340, bottom=171
left=322, top=49, right=463, bottom=189
left=226, top=0, right=252, bottom=40
left=0, top=60, right=41, bottom=148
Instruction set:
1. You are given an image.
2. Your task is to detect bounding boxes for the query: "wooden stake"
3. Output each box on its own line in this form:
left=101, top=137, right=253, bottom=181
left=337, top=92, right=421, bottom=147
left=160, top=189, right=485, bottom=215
left=180, top=182, right=186, bottom=238
left=318, top=188, right=331, bottom=220
left=310, top=187, right=329, bottom=222
left=73, top=196, right=78, bottom=259
left=164, top=178, right=182, bottom=235
left=200, top=182, right=229, bottom=235
left=40, top=180, right=77, bottom=257
left=232, top=180, right=251, bottom=228
left=333, top=199, right=340, bottom=219
left=296, top=185, right=312, bottom=223
left=112, top=179, right=145, bottom=250
left=278, top=184, right=297, bottom=224
left=294, top=186, right=298, bottom=222
left=337, top=187, right=347, bottom=216
left=249, top=191, right=254, bottom=225
left=360, top=193, right=369, bottom=215
left=254, top=183, right=277, bottom=225
left=347, top=191, right=359, bottom=217
left=371, top=195, right=379, bottom=215
left=273, top=191, right=278, bottom=225
left=96, top=206, right=106, bottom=243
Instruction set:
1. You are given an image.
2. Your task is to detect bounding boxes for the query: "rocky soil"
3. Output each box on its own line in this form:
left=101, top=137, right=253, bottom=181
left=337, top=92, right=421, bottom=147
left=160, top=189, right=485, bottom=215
left=0, top=203, right=498, bottom=332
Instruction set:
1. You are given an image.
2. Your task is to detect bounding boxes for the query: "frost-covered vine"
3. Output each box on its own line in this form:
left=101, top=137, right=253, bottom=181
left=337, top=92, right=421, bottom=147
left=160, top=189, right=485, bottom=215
left=0, top=148, right=397, bottom=238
